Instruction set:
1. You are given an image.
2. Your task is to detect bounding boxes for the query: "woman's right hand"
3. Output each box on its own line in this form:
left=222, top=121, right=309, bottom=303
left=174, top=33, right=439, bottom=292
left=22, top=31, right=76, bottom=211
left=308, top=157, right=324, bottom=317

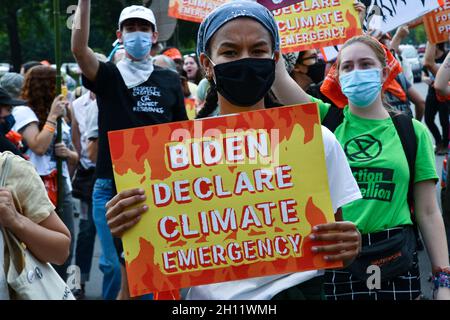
left=106, top=188, right=149, bottom=238
left=48, top=94, right=68, bottom=121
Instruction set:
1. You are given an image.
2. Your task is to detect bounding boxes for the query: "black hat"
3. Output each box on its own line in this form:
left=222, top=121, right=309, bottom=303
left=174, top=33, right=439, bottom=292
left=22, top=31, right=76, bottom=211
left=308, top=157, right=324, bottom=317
left=0, top=87, right=25, bottom=106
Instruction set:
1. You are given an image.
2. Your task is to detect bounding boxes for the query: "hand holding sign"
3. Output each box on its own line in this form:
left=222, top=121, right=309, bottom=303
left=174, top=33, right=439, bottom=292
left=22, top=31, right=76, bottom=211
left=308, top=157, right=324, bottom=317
left=310, top=221, right=361, bottom=265
left=106, top=188, right=148, bottom=238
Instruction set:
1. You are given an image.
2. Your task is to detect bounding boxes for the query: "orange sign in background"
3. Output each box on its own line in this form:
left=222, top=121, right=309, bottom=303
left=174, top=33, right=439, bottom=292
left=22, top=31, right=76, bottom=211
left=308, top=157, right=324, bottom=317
left=184, top=98, right=196, bottom=120
left=109, top=104, right=342, bottom=297
left=168, top=0, right=231, bottom=23
left=273, top=1, right=362, bottom=53
left=424, top=0, right=450, bottom=44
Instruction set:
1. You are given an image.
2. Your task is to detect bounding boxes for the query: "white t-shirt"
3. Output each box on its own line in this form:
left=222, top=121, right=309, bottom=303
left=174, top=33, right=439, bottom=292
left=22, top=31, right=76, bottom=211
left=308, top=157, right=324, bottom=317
left=72, top=92, right=96, bottom=169
left=0, top=231, right=9, bottom=300
left=12, top=106, right=73, bottom=191
left=85, top=101, right=99, bottom=141
left=185, top=126, right=362, bottom=300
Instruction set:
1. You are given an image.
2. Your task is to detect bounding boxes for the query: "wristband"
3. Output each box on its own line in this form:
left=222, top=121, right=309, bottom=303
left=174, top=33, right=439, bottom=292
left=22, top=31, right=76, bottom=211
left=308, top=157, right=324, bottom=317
left=432, top=267, right=450, bottom=291
left=432, top=272, right=450, bottom=291
left=43, top=124, right=56, bottom=134
left=46, top=119, right=57, bottom=126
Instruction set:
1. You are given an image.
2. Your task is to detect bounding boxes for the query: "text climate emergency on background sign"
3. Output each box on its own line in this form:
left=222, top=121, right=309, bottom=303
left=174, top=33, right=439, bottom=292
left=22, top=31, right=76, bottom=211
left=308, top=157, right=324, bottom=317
left=108, top=103, right=341, bottom=297
left=273, top=0, right=362, bottom=53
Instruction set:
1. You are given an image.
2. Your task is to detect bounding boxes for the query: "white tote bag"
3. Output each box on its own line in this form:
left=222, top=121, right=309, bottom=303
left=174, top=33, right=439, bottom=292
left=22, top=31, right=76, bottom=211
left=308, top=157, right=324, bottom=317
left=0, top=154, right=75, bottom=300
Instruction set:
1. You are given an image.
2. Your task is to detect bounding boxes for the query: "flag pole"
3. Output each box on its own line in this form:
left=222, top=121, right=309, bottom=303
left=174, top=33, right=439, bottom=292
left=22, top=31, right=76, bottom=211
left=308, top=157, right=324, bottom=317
left=53, top=0, right=64, bottom=216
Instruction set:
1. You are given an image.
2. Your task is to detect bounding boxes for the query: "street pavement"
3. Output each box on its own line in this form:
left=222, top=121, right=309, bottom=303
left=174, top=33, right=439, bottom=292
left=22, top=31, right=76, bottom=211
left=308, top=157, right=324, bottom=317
left=71, top=81, right=444, bottom=300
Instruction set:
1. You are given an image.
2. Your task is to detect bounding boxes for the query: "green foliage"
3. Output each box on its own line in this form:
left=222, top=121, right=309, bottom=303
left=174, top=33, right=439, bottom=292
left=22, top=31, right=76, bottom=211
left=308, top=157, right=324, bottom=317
left=0, top=1, right=204, bottom=66
left=0, top=1, right=160, bottom=65
left=407, top=25, right=427, bottom=46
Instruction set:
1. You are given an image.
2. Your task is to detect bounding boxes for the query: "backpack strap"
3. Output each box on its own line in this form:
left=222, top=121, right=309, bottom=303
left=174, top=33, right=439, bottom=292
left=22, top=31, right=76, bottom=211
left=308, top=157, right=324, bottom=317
left=389, top=112, right=416, bottom=210
left=322, top=105, right=344, bottom=133
left=389, top=111, right=423, bottom=248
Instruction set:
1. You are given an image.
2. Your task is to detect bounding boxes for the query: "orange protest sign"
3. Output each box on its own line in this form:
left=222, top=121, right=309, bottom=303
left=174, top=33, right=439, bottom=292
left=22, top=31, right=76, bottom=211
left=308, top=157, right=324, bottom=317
left=273, top=0, right=362, bottom=54
left=109, top=104, right=342, bottom=297
left=423, top=0, right=450, bottom=44
left=168, top=0, right=231, bottom=23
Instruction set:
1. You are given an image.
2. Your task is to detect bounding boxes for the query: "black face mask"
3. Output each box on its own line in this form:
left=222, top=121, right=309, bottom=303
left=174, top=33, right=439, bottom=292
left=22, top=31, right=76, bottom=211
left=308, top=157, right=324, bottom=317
left=306, top=60, right=326, bottom=84
left=211, top=57, right=276, bottom=107
left=0, top=114, right=15, bottom=135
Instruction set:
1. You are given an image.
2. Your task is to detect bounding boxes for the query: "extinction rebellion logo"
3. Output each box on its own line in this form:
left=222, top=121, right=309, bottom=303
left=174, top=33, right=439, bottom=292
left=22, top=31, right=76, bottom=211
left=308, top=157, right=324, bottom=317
left=345, top=135, right=395, bottom=202
left=344, top=134, right=382, bottom=162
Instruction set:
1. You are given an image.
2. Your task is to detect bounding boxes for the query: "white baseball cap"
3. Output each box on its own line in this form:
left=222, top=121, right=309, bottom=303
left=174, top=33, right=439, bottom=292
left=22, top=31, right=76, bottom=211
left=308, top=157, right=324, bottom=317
left=118, top=5, right=157, bottom=31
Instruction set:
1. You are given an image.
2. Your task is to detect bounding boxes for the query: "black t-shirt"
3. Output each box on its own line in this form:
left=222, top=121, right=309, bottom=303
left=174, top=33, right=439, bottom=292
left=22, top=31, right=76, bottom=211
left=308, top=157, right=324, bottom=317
left=83, top=62, right=188, bottom=179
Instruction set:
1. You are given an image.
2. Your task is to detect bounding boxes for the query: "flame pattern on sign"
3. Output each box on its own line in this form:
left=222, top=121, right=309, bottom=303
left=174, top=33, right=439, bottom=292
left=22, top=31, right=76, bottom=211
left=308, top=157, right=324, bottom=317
left=109, top=104, right=341, bottom=297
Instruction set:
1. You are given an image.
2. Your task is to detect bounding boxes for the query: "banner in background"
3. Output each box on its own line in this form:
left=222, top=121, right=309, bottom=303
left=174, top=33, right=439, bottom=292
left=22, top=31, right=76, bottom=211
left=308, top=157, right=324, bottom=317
left=273, top=1, right=362, bottom=53
left=258, top=0, right=304, bottom=11
left=362, top=0, right=443, bottom=33
left=423, top=0, right=450, bottom=44
left=109, top=104, right=341, bottom=296
left=320, top=45, right=342, bottom=62
left=168, top=0, right=231, bottom=23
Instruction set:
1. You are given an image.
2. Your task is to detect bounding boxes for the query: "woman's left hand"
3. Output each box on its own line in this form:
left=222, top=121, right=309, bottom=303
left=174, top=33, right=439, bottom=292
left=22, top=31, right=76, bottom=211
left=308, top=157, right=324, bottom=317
left=54, top=142, right=70, bottom=159
left=310, top=221, right=361, bottom=266
left=0, top=188, right=21, bottom=230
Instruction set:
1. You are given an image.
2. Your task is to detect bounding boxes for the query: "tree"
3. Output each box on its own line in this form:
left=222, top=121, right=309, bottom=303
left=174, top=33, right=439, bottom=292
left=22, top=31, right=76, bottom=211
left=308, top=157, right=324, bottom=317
left=1, top=1, right=25, bottom=72
left=0, top=1, right=186, bottom=68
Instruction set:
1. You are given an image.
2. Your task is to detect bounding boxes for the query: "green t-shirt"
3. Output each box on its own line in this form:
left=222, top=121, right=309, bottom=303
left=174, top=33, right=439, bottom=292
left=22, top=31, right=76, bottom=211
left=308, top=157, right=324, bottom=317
left=310, top=96, right=438, bottom=234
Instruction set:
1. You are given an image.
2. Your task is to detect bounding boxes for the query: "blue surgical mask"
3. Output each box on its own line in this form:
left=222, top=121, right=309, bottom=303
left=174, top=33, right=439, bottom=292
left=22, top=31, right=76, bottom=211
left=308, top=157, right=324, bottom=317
left=123, top=32, right=152, bottom=60
left=0, top=114, right=15, bottom=135
left=339, top=69, right=382, bottom=108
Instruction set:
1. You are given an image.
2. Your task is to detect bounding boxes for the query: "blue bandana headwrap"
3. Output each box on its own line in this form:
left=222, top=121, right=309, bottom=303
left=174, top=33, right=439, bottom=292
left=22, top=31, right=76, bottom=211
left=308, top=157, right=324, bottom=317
left=196, top=0, right=280, bottom=57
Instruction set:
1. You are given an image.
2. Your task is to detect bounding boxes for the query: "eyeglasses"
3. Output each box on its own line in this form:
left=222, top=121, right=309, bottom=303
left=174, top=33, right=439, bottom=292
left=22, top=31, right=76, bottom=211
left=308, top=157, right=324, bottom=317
left=183, top=53, right=196, bottom=59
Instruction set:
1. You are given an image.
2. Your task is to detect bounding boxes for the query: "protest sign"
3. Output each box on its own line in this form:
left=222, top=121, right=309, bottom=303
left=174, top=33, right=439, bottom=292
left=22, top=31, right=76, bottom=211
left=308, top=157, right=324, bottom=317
left=109, top=104, right=341, bottom=296
left=320, top=45, right=342, bottom=62
left=273, top=1, right=362, bottom=53
left=168, top=0, right=231, bottom=23
left=423, top=0, right=450, bottom=44
left=362, top=0, right=443, bottom=33
left=258, top=0, right=304, bottom=11
left=185, top=98, right=196, bottom=120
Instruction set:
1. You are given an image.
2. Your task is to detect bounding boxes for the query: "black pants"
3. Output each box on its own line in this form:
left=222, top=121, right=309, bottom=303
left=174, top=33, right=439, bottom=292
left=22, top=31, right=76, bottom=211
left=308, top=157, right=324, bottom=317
left=74, top=199, right=96, bottom=283
left=425, top=88, right=449, bottom=146
left=271, top=276, right=325, bottom=300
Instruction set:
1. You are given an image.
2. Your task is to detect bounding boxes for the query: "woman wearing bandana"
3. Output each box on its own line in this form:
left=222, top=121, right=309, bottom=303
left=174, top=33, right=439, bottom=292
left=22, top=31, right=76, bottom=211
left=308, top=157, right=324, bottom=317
left=105, top=1, right=363, bottom=300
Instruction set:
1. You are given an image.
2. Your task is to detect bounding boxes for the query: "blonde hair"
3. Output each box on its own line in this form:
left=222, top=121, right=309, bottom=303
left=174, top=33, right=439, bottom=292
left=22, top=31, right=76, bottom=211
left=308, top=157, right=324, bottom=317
left=336, top=35, right=387, bottom=72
